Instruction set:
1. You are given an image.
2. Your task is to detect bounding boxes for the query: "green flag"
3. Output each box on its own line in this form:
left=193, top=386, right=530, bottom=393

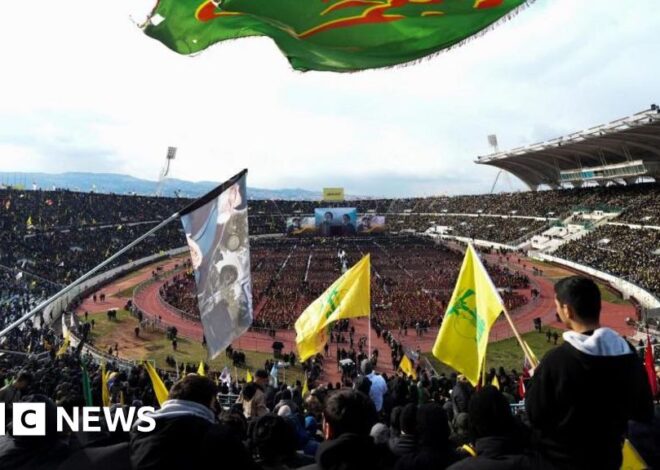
left=81, top=365, right=93, bottom=406
left=143, top=0, right=530, bottom=72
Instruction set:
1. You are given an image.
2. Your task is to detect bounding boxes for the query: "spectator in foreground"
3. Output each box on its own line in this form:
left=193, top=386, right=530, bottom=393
left=361, top=359, right=387, bottom=413
left=0, top=371, right=33, bottom=408
left=300, top=390, right=378, bottom=470
left=130, top=374, right=256, bottom=470
left=525, top=276, right=654, bottom=470
left=396, top=403, right=458, bottom=470
left=448, top=386, right=530, bottom=470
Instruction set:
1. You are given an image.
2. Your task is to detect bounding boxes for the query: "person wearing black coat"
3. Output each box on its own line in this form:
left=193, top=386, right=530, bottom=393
left=299, top=390, right=379, bottom=470
left=525, top=277, right=654, bottom=470
left=447, top=386, right=531, bottom=470
left=129, top=374, right=257, bottom=470
left=395, top=403, right=459, bottom=470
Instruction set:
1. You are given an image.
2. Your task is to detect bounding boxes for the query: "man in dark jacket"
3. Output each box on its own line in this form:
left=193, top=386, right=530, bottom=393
left=300, top=390, right=378, bottom=470
left=395, top=403, right=458, bottom=470
left=389, top=403, right=417, bottom=457
left=525, top=276, right=654, bottom=470
left=130, top=374, right=256, bottom=470
left=448, top=386, right=531, bottom=470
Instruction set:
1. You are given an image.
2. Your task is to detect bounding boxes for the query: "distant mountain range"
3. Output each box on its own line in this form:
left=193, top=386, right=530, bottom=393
left=0, top=172, right=327, bottom=200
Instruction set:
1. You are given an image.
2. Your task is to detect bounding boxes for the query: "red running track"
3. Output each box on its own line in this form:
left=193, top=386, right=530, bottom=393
left=80, top=249, right=638, bottom=380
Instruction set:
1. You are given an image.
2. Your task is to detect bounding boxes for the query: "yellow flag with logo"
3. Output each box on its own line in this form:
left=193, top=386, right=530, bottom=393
left=302, top=378, right=309, bottom=396
left=295, top=254, right=370, bottom=361
left=432, top=244, right=504, bottom=386
left=399, top=354, right=417, bottom=380
left=144, top=361, right=169, bottom=406
left=197, top=361, right=206, bottom=376
left=246, top=370, right=253, bottom=383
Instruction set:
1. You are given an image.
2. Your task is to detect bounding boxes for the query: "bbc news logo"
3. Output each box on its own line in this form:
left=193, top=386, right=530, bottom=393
left=0, top=404, right=157, bottom=435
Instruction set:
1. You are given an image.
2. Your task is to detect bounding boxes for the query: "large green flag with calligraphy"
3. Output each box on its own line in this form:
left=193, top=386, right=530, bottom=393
left=143, top=0, right=530, bottom=72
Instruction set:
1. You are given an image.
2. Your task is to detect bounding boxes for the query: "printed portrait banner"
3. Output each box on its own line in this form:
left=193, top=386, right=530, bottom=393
left=357, top=215, right=387, bottom=234
left=286, top=216, right=316, bottom=236
left=315, top=208, right=357, bottom=237
left=143, top=0, right=531, bottom=72
left=179, top=170, right=252, bottom=359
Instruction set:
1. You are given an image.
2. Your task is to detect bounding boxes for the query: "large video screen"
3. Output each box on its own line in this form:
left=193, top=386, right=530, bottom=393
left=315, top=208, right=357, bottom=236
left=286, top=209, right=387, bottom=236
left=356, top=214, right=387, bottom=234
left=286, top=216, right=316, bottom=236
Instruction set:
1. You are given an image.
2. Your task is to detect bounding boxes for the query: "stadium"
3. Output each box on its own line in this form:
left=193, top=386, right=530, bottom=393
left=1, top=1, right=659, bottom=469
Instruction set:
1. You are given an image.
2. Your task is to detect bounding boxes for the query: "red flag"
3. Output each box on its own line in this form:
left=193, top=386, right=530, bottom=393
left=644, top=336, right=658, bottom=397
left=518, top=375, right=526, bottom=399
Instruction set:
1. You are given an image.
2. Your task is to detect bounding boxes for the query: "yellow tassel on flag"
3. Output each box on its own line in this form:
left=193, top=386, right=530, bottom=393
left=621, top=439, right=647, bottom=470
left=295, top=255, right=370, bottom=361
left=101, top=363, right=110, bottom=407
left=399, top=354, right=417, bottom=380
left=492, top=374, right=500, bottom=390
left=432, top=244, right=505, bottom=386
left=144, top=361, right=169, bottom=406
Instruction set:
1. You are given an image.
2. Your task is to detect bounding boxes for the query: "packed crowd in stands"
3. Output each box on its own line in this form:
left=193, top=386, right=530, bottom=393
left=0, top=276, right=658, bottom=470
left=554, top=224, right=660, bottom=297
left=430, top=216, right=549, bottom=244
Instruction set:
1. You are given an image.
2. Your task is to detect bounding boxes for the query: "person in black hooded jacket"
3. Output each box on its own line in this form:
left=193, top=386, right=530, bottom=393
left=525, top=276, right=654, bottom=470
left=299, top=390, right=378, bottom=470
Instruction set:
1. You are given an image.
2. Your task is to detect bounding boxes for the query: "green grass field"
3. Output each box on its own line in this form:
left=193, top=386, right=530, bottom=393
left=83, top=309, right=306, bottom=384
left=424, top=327, right=563, bottom=376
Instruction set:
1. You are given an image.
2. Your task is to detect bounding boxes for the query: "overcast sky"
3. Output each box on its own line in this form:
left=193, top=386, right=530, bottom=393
left=0, top=0, right=658, bottom=197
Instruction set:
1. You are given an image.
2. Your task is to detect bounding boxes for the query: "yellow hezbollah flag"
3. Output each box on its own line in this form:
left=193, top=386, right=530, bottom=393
left=246, top=370, right=253, bottom=383
left=56, top=330, right=70, bottom=358
left=399, top=354, right=417, bottom=380
left=621, top=439, right=647, bottom=470
left=197, top=361, right=206, bottom=376
left=26, top=216, right=33, bottom=229
left=144, top=361, right=169, bottom=406
left=295, top=254, right=370, bottom=361
left=432, top=244, right=504, bottom=386
left=302, top=378, right=309, bottom=396
left=101, top=363, right=111, bottom=407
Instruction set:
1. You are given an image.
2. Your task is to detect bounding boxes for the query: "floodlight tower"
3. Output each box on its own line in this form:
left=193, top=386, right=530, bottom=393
left=487, top=135, right=505, bottom=194
left=156, top=146, right=177, bottom=196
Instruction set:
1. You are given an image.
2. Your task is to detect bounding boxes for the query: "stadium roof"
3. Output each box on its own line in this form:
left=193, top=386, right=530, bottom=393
left=476, top=106, right=660, bottom=190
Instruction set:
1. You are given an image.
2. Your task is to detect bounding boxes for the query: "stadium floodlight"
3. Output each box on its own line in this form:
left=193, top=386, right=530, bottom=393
left=156, top=146, right=178, bottom=196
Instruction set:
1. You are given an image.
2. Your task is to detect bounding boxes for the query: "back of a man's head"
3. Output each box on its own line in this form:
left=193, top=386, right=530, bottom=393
left=168, top=374, right=216, bottom=407
left=400, top=403, right=417, bottom=435
left=468, top=386, right=515, bottom=439
left=251, top=414, right=296, bottom=464
left=554, top=276, right=601, bottom=323
left=323, top=390, right=376, bottom=438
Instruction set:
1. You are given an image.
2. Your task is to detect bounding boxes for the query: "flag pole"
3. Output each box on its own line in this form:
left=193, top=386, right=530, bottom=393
left=501, top=306, right=538, bottom=368
left=0, top=213, right=180, bottom=338
left=368, top=312, right=372, bottom=359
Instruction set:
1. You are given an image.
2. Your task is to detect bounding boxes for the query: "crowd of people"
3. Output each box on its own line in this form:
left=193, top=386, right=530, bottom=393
left=0, top=276, right=658, bottom=470
left=554, top=224, right=660, bottom=297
